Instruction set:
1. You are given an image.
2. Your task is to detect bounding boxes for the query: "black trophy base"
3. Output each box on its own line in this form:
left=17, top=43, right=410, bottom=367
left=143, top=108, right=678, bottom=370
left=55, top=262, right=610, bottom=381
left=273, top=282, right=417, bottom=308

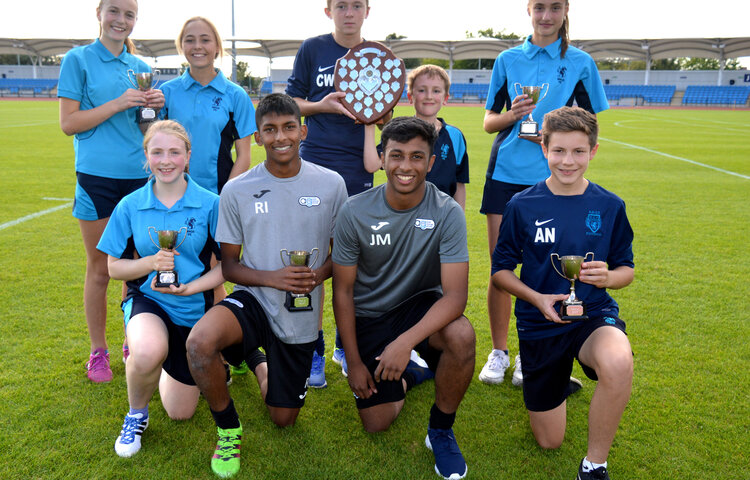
left=155, top=270, right=179, bottom=288
left=285, top=292, right=312, bottom=312
left=518, top=120, right=540, bottom=138
left=136, top=106, right=157, bottom=124
left=560, top=302, right=588, bottom=322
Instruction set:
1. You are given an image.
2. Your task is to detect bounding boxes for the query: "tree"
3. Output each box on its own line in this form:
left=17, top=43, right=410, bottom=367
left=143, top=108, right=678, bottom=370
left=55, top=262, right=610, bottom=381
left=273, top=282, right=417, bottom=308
left=678, top=57, right=742, bottom=70
left=466, top=28, right=521, bottom=40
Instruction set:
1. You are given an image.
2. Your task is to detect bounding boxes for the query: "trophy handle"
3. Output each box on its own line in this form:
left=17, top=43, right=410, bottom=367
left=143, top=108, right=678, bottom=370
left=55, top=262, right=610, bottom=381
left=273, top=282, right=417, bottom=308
left=126, top=69, right=139, bottom=89
left=550, top=253, right=567, bottom=279
left=150, top=69, right=160, bottom=89
left=308, top=248, right=320, bottom=269
left=513, top=82, right=523, bottom=99
left=280, top=249, right=289, bottom=267
left=539, top=83, right=550, bottom=102
left=173, top=227, right=188, bottom=250
left=583, top=252, right=595, bottom=263
left=147, top=226, right=160, bottom=249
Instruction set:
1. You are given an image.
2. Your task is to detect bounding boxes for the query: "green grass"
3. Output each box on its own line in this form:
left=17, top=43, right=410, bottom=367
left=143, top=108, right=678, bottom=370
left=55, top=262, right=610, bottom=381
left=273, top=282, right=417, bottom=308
left=0, top=100, right=748, bottom=479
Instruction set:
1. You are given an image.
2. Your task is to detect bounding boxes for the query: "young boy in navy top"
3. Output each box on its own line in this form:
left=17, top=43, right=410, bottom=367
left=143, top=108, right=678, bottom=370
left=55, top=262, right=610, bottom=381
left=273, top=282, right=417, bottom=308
left=286, top=0, right=378, bottom=385
left=364, top=64, right=469, bottom=210
left=491, top=107, right=634, bottom=480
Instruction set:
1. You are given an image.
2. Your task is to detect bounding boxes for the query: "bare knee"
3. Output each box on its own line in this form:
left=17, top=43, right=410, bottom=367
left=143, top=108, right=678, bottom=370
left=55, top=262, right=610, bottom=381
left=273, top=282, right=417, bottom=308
left=534, top=432, right=564, bottom=450
left=128, top=349, right=165, bottom=376
left=165, top=406, right=196, bottom=421
left=268, top=407, right=299, bottom=428
left=362, top=418, right=392, bottom=433
left=442, top=317, right=476, bottom=361
left=186, top=331, right=217, bottom=372
left=597, top=349, right=634, bottom=385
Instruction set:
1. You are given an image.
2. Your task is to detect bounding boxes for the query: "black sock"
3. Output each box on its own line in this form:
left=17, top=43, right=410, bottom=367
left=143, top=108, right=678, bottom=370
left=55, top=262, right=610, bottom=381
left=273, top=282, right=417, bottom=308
left=211, top=399, right=240, bottom=430
left=315, top=330, right=325, bottom=356
left=429, top=403, right=456, bottom=430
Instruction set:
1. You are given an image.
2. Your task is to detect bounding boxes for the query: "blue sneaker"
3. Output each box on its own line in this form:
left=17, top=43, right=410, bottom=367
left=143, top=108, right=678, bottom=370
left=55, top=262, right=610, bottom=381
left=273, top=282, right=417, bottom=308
left=425, top=428, right=467, bottom=480
left=332, top=348, right=348, bottom=377
left=406, top=359, right=434, bottom=386
left=114, top=412, right=149, bottom=458
left=309, top=352, right=327, bottom=388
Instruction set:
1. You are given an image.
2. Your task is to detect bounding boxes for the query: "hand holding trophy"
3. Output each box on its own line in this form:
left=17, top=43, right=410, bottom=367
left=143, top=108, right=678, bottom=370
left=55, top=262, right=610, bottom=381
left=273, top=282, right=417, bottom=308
left=550, top=252, right=594, bottom=321
left=513, top=82, right=549, bottom=137
left=279, top=248, right=320, bottom=312
left=148, top=227, right=187, bottom=288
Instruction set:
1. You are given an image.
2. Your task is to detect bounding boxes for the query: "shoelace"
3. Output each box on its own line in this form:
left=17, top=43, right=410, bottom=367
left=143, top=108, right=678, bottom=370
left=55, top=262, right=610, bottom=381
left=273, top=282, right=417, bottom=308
left=215, top=433, right=241, bottom=459
left=431, top=430, right=462, bottom=456
left=86, top=353, right=109, bottom=371
left=311, top=356, right=324, bottom=374
left=488, top=353, right=508, bottom=370
left=120, top=416, right=142, bottom=443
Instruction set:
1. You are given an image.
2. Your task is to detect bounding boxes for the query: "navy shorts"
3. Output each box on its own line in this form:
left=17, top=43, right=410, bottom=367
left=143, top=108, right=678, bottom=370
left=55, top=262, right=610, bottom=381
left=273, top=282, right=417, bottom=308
left=73, top=172, right=147, bottom=221
left=353, top=291, right=443, bottom=410
left=125, top=295, right=196, bottom=386
left=218, top=290, right=315, bottom=409
left=519, top=316, right=627, bottom=412
left=479, top=179, right=531, bottom=216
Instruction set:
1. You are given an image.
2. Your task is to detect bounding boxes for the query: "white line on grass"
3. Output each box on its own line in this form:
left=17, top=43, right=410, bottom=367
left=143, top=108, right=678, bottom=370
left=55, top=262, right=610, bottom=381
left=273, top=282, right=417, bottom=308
left=599, top=137, right=750, bottom=180
left=0, top=199, right=73, bottom=232
left=0, top=121, right=59, bottom=129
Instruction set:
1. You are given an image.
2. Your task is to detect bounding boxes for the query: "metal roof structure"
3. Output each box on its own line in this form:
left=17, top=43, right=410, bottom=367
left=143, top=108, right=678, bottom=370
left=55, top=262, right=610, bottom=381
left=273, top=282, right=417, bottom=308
left=2, top=37, right=749, bottom=63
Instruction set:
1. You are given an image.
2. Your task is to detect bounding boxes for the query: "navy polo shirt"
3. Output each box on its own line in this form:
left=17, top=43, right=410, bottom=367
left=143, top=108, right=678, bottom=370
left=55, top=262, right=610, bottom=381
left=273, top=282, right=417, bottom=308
left=485, top=36, right=608, bottom=185
left=161, top=69, right=257, bottom=193
left=429, top=119, right=469, bottom=197
left=58, top=39, right=151, bottom=179
left=97, top=175, right=221, bottom=327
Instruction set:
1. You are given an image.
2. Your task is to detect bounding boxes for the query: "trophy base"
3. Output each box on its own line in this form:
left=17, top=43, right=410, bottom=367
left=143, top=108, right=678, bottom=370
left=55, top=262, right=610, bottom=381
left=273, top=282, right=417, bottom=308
left=155, top=270, right=179, bottom=288
left=518, top=120, right=540, bottom=137
left=136, top=107, right=157, bottom=124
left=285, top=292, right=312, bottom=312
left=560, top=302, right=588, bottom=322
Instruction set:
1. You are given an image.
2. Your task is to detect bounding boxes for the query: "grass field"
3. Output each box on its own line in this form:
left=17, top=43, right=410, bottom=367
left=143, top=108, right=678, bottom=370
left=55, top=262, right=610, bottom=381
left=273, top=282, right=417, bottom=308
left=0, top=100, right=748, bottom=480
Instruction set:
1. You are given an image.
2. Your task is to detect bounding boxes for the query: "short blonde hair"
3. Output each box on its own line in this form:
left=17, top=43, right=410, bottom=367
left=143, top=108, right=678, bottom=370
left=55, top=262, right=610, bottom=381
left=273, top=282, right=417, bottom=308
left=143, top=120, right=192, bottom=172
left=176, top=17, right=224, bottom=59
left=406, top=64, right=451, bottom=96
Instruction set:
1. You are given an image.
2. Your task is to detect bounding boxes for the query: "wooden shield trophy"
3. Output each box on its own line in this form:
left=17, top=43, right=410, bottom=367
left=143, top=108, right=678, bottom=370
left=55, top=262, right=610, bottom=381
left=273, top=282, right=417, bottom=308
left=334, top=41, right=405, bottom=125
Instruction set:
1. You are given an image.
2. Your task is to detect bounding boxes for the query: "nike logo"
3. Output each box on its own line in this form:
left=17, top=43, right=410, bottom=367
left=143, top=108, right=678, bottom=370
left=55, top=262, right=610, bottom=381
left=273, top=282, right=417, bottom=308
left=253, top=189, right=271, bottom=198
left=371, top=221, right=389, bottom=231
left=318, top=65, right=335, bottom=73
left=535, top=219, right=554, bottom=226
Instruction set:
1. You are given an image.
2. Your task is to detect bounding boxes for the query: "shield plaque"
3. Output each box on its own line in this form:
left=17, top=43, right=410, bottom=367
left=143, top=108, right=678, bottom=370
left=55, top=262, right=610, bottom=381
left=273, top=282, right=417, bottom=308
left=334, top=41, right=405, bottom=125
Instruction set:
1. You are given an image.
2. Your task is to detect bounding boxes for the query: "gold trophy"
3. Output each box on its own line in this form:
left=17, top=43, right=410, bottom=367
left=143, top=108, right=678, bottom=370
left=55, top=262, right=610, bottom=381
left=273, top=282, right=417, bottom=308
left=127, top=69, right=160, bottom=125
left=279, top=248, right=319, bottom=312
left=148, top=227, right=187, bottom=288
left=513, top=83, right=549, bottom=137
left=550, top=252, right=594, bottom=321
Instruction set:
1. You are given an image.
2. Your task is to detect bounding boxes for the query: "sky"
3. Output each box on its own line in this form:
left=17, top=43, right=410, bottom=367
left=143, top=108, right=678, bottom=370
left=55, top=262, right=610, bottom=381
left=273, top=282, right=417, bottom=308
left=2, top=0, right=749, bottom=75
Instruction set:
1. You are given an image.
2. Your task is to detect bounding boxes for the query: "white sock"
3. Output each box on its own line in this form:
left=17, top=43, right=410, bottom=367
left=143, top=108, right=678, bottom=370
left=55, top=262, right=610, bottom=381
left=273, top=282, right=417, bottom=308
left=582, top=457, right=607, bottom=472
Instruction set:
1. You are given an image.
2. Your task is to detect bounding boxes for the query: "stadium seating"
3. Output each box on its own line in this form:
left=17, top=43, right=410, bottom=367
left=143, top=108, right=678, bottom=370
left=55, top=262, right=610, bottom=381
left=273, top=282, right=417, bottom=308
left=0, top=78, right=58, bottom=97
left=681, top=85, right=750, bottom=106
left=449, top=83, right=490, bottom=103
left=604, top=84, right=676, bottom=104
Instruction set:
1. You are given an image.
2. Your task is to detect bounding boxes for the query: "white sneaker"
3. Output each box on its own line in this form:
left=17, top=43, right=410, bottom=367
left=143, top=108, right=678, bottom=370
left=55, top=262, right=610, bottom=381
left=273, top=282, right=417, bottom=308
left=114, top=412, right=149, bottom=458
left=410, top=350, right=429, bottom=369
left=511, top=354, right=523, bottom=387
left=478, top=350, right=510, bottom=384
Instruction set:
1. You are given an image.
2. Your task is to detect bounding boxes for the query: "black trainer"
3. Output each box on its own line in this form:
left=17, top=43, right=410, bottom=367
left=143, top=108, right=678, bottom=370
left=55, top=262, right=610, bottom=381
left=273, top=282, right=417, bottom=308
left=576, top=459, right=610, bottom=480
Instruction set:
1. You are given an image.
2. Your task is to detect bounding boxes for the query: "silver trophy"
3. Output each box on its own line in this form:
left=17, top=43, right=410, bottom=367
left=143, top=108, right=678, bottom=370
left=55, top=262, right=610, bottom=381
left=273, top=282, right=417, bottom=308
left=279, top=248, right=319, bottom=312
left=550, top=252, right=594, bottom=321
left=513, top=83, right=549, bottom=137
left=127, top=69, right=160, bottom=124
left=148, top=227, right=187, bottom=287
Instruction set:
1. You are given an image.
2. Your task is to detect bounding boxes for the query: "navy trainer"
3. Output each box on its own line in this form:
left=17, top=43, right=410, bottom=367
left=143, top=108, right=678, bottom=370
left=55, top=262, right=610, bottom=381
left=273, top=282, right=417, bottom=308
left=425, top=427, right=467, bottom=479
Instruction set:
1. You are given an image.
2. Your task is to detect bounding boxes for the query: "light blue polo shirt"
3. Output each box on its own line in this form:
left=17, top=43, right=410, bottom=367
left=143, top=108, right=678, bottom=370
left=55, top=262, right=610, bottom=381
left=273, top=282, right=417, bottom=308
left=58, top=39, right=151, bottom=179
left=97, top=175, right=220, bottom=327
left=485, top=36, right=609, bottom=185
left=161, top=69, right=257, bottom=193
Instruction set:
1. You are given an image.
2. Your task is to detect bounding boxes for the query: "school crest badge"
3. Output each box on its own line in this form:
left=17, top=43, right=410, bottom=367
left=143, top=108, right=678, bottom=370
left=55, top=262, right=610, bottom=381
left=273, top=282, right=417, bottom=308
left=334, top=41, right=404, bottom=125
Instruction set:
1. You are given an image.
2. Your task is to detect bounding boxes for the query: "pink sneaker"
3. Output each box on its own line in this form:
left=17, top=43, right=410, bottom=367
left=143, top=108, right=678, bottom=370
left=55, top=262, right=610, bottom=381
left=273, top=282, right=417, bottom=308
left=122, top=344, right=130, bottom=364
left=86, top=348, right=113, bottom=383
